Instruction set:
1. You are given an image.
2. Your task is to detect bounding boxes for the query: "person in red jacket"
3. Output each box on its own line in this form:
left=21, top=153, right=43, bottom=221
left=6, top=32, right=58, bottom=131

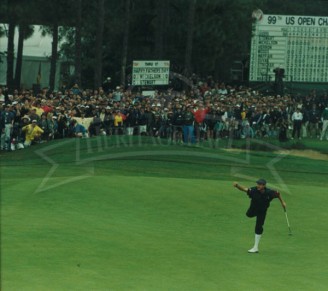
left=41, top=100, right=53, bottom=114
left=193, top=104, right=209, bottom=142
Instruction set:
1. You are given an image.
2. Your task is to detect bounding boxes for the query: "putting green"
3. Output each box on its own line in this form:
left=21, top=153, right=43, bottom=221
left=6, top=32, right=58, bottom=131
left=1, top=137, right=327, bottom=290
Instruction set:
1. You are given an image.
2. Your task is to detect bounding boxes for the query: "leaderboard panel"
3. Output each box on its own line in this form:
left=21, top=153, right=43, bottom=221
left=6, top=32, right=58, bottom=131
left=249, top=14, right=328, bottom=83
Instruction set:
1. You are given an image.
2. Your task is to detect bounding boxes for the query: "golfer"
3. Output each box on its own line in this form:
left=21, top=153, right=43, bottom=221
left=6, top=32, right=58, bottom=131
left=233, top=179, right=286, bottom=253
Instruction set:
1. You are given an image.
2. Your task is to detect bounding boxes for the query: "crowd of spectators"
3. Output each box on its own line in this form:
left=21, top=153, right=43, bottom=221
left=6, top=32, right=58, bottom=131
left=1, top=80, right=328, bottom=152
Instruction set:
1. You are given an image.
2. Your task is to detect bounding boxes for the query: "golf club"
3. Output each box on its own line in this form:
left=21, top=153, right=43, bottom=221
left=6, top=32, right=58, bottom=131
left=284, top=207, right=292, bottom=236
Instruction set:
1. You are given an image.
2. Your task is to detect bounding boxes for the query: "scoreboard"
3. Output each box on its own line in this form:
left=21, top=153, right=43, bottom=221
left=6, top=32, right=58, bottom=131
left=132, top=60, right=170, bottom=86
left=249, top=14, right=328, bottom=83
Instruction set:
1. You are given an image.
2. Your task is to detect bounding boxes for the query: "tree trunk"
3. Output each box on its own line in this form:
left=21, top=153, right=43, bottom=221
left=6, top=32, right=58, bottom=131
left=155, top=1, right=164, bottom=59
left=49, top=23, right=59, bottom=91
left=155, top=0, right=169, bottom=59
left=94, top=0, right=105, bottom=89
left=184, top=0, right=196, bottom=78
left=6, top=22, right=15, bottom=92
left=121, top=0, right=131, bottom=87
left=14, top=25, right=26, bottom=89
left=75, top=0, right=82, bottom=86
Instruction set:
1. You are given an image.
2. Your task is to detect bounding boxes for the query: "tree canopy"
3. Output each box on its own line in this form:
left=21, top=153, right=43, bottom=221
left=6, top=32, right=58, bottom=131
left=1, top=0, right=327, bottom=89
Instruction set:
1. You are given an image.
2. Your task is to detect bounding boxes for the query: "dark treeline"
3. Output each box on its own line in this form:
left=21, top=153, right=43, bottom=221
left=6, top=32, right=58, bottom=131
left=1, top=0, right=327, bottom=91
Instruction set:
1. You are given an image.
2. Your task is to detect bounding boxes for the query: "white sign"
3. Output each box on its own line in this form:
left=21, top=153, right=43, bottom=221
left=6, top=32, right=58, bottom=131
left=132, top=60, right=170, bottom=86
left=142, top=90, right=156, bottom=98
left=249, top=14, right=328, bottom=83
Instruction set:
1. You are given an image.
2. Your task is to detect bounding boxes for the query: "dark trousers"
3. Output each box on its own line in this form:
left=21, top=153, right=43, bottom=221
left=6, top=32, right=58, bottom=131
left=292, top=120, right=302, bottom=138
left=246, top=207, right=267, bottom=235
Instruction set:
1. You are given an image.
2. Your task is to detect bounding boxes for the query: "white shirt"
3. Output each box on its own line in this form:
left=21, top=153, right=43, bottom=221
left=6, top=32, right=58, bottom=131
left=292, top=111, right=303, bottom=121
left=221, top=111, right=229, bottom=122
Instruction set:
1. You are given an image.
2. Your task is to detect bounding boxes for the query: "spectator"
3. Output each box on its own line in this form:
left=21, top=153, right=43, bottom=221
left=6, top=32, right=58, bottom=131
left=1, top=104, right=15, bottom=151
left=89, top=115, right=103, bottom=136
left=125, top=106, right=137, bottom=136
left=56, top=113, right=69, bottom=139
left=242, top=122, right=255, bottom=139
left=1, top=77, right=327, bottom=151
left=103, top=107, right=114, bottom=135
left=183, top=105, right=195, bottom=144
left=278, top=118, right=288, bottom=142
left=74, top=113, right=93, bottom=133
left=113, top=86, right=122, bottom=102
left=291, top=107, right=303, bottom=140
left=40, top=113, right=51, bottom=142
left=214, top=108, right=226, bottom=139
left=166, top=110, right=174, bottom=139
left=320, top=105, right=328, bottom=141
left=308, top=104, right=320, bottom=138
left=150, top=113, right=161, bottom=137
left=137, top=108, right=147, bottom=135
left=204, top=107, right=216, bottom=141
left=33, top=101, right=45, bottom=117
left=71, top=119, right=87, bottom=138
left=48, top=114, right=57, bottom=140
left=17, top=115, right=30, bottom=143
left=0, top=88, right=5, bottom=103
left=193, top=104, right=209, bottom=142
left=22, top=120, right=44, bottom=147
left=29, top=108, right=40, bottom=123
left=113, top=110, right=125, bottom=135
left=71, top=84, right=81, bottom=95
left=172, top=106, right=184, bottom=144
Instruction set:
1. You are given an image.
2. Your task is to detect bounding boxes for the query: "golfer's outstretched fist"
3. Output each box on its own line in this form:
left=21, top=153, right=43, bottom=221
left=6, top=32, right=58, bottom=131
left=282, top=201, right=287, bottom=209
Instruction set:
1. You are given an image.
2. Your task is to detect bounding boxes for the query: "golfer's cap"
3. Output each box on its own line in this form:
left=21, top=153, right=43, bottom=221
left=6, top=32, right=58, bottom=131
left=256, top=179, right=267, bottom=185
left=32, top=120, right=37, bottom=123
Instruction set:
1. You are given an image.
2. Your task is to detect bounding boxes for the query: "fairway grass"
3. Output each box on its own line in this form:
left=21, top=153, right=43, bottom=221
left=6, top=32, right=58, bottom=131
left=1, top=137, right=328, bottom=290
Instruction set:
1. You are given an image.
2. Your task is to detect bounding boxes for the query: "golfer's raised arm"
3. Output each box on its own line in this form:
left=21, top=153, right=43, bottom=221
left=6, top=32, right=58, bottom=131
left=233, top=182, right=248, bottom=192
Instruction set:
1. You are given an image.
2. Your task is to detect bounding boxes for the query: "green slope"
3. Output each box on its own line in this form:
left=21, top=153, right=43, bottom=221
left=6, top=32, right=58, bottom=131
left=1, top=137, right=327, bottom=290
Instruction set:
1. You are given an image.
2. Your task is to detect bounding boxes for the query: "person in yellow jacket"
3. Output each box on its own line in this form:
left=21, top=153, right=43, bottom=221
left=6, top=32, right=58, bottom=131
left=113, top=110, right=126, bottom=134
left=22, top=120, right=44, bottom=147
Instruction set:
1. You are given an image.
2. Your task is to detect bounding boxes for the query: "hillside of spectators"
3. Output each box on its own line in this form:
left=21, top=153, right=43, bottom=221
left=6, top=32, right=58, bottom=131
left=1, top=80, right=328, bottom=151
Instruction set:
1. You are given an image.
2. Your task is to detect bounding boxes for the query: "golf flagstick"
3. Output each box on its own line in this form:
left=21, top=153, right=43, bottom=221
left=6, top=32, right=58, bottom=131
left=283, top=207, right=292, bottom=236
